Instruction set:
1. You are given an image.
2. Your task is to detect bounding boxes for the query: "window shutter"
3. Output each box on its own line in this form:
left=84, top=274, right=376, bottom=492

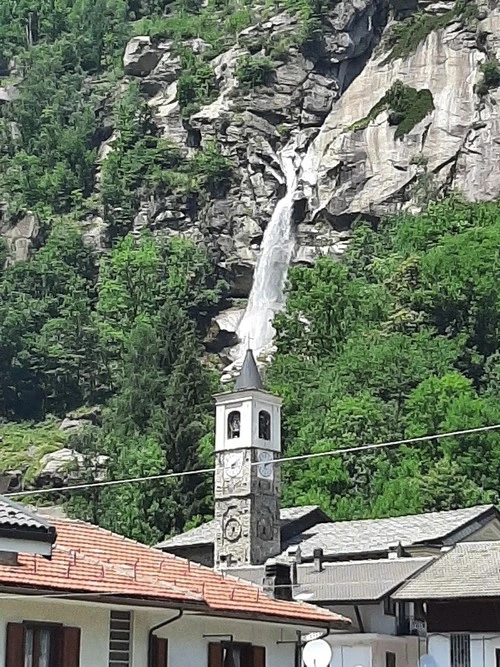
left=253, top=646, right=266, bottom=667
left=5, top=623, right=25, bottom=667
left=61, top=627, right=81, bottom=667
left=208, top=643, right=224, bottom=667
left=152, top=637, right=168, bottom=667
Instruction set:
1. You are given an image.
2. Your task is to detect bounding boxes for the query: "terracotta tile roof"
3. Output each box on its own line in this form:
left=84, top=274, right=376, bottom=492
left=0, top=518, right=349, bottom=628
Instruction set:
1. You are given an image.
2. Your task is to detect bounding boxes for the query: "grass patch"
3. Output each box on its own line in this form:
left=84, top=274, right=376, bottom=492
left=177, top=49, right=217, bottom=118
left=475, top=59, right=500, bottom=97
left=0, top=419, right=68, bottom=485
left=385, top=0, right=478, bottom=62
left=236, top=55, right=276, bottom=90
left=350, top=80, right=434, bottom=138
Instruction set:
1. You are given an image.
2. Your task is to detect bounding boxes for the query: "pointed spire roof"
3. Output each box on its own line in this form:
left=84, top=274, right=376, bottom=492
left=234, top=350, right=264, bottom=391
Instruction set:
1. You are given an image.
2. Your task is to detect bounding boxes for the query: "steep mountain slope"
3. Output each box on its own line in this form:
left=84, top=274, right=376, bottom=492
left=1, top=0, right=500, bottom=539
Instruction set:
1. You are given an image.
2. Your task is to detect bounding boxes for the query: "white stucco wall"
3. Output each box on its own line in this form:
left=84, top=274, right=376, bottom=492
left=331, top=644, right=372, bottom=667
left=0, top=598, right=110, bottom=665
left=0, top=596, right=321, bottom=666
left=134, top=609, right=299, bottom=666
left=429, top=633, right=500, bottom=667
left=328, top=603, right=397, bottom=635
left=328, top=633, right=420, bottom=667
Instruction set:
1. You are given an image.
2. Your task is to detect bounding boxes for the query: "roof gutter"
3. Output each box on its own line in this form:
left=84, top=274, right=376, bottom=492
left=0, top=525, right=56, bottom=544
left=147, top=609, right=183, bottom=667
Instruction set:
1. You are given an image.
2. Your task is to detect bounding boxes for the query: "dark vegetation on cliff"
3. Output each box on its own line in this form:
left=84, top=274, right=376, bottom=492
left=1, top=0, right=500, bottom=543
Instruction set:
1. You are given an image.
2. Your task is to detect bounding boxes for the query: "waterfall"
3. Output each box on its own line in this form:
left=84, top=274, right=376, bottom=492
left=232, top=149, right=299, bottom=360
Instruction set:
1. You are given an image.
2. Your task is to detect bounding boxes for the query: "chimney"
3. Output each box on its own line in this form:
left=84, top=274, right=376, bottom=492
left=388, top=542, right=403, bottom=560
left=286, top=544, right=302, bottom=564
left=263, top=558, right=293, bottom=601
left=313, top=548, right=324, bottom=572
left=286, top=545, right=301, bottom=585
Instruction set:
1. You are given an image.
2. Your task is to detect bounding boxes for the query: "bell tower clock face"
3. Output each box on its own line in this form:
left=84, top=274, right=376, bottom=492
left=257, top=508, right=273, bottom=541
left=224, top=451, right=245, bottom=478
left=256, top=449, right=273, bottom=479
left=224, top=516, right=242, bottom=542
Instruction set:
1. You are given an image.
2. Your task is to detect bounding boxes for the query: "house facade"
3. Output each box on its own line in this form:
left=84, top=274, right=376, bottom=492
left=0, top=496, right=350, bottom=667
left=393, top=541, right=500, bottom=667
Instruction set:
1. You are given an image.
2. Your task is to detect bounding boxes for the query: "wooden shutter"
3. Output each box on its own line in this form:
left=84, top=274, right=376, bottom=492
left=152, top=637, right=168, bottom=667
left=61, top=627, right=81, bottom=667
left=208, top=642, right=224, bottom=667
left=253, top=646, right=266, bottom=667
left=5, top=623, right=24, bottom=667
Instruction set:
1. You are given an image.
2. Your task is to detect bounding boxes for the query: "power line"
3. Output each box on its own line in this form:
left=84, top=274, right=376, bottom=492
left=5, top=423, right=500, bottom=499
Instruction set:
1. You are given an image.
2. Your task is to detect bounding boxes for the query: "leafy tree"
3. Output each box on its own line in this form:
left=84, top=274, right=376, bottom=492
left=272, top=199, right=500, bottom=520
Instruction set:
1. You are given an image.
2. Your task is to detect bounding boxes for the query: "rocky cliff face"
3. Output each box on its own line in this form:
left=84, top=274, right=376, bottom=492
left=119, top=0, right=500, bottom=312
left=2, top=0, right=499, bottom=356
left=303, top=3, right=500, bottom=221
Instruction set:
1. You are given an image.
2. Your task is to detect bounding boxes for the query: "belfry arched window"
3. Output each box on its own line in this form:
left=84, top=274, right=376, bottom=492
left=259, top=410, right=271, bottom=440
left=227, top=411, right=241, bottom=439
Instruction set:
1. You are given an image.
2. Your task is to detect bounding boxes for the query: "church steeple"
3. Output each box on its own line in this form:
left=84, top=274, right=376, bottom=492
left=213, top=355, right=282, bottom=569
left=234, top=350, right=264, bottom=391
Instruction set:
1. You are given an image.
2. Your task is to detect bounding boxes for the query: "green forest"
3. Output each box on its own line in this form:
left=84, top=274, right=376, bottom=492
left=1, top=0, right=500, bottom=545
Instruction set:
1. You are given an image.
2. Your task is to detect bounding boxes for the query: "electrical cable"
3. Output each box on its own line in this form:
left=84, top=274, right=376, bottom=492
left=5, top=423, right=500, bottom=499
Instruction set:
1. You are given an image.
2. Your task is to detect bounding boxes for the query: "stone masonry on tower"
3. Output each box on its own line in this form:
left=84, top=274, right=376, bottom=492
left=213, top=350, right=283, bottom=569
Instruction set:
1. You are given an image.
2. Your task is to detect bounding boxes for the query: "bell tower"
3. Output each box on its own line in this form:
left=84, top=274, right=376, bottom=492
left=214, top=350, right=282, bottom=569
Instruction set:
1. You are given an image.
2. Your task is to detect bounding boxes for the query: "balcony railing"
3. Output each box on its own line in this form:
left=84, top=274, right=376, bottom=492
left=397, top=617, right=427, bottom=637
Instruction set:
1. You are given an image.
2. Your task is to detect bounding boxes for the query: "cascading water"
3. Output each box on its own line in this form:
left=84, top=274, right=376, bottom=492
left=232, top=148, right=299, bottom=361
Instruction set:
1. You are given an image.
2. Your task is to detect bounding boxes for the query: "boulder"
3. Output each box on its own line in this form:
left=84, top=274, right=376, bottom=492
left=37, top=448, right=109, bottom=486
left=82, top=216, right=108, bottom=253
left=123, top=36, right=163, bottom=76
left=59, top=418, right=88, bottom=433
left=0, top=211, right=40, bottom=262
left=205, top=306, right=244, bottom=352
left=0, top=85, right=19, bottom=104
left=0, top=471, right=22, bottom=494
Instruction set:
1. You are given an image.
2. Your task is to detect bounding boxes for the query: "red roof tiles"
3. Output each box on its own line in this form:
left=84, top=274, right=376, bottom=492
left=0, top=518, right=349, bottom=628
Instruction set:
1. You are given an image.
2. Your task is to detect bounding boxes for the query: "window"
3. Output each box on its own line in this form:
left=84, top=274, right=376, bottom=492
left=258, top=411, right=271, bottom=440
left=6, top=623, right=80, bottom=667
left=208, top=643, right=265, bottom=667
left=384, top=596, right=396, bottom=616
left=414, top=601, right=425, bottom=621
left=109, top=610, right=132, bottom=667
left=24, top=625, right=57, bottom=667
left=386, top=652, right=396, bottom=667
left=228, top=411, right=241, bottom=439
left=450, top=634, right=471, bottom=667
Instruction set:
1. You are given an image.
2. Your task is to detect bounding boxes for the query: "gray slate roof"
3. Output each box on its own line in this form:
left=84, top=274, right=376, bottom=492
left=0, top=496, right=54, bottom=534
left=393, top=541, right=500, bottom=600
left=288, top=505, right=496, bottom=560
left=157, top=505, right=326, bottom=549
left=295, top=557, right=433, bottom=602
left=158, top=504, right=496, bottom=558
left=227, top=557, right=433, bottom=603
